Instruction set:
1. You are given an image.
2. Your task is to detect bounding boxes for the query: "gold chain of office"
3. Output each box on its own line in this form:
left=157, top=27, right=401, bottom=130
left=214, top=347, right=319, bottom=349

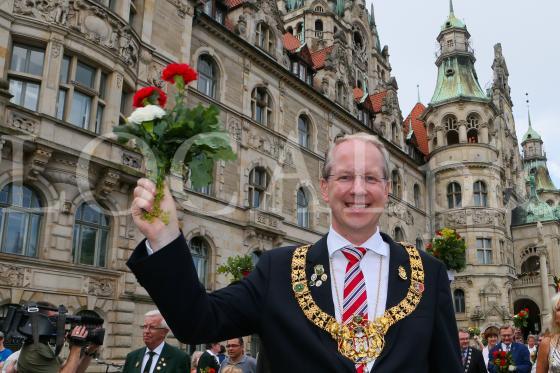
left=291, top=243, right=425, bottom=364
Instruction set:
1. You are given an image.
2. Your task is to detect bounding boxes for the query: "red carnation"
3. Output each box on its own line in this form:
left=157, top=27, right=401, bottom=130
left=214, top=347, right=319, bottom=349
left=133, top=86, right=167, bottom=108
left=162, top=63, right=198, bottom=84
left=500, top=351, right=506, bottom=358
left=208, top=369, right=216, bottom=373
left=525, top=308, right=529, bottom=312
left=500, top=359, right=506, bottom=366
left=492, top=351, right=499, bottom=358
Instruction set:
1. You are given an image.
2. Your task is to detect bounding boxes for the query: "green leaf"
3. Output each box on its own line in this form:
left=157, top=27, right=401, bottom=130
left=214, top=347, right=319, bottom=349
left=188, top=155, right=214, bottom=189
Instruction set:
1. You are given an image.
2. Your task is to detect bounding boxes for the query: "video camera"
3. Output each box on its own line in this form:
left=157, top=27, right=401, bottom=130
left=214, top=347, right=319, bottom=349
left=0, top=303, right=105, bottom=355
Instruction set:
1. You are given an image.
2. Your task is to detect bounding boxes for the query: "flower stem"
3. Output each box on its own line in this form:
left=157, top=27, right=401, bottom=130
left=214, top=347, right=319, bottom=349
left=142, top=171, right=170, bottom=224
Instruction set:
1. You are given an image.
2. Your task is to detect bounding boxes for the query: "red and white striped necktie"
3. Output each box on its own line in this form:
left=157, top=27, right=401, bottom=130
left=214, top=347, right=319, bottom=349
left=341, top=246, right=368, bottom=373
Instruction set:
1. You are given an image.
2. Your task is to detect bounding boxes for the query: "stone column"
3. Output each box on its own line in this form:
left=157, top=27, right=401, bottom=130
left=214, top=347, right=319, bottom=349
left=538, top=246, right=551, bottom=317
left=480, top=124, right=489, bottom=144
left=436, top=126, right=444, bottom=148
left=459, top=121, right=467, bottom=143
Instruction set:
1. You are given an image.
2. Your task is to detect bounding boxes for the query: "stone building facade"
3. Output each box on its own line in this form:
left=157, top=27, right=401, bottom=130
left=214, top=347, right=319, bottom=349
left=0, top=0, right=556, bottom=366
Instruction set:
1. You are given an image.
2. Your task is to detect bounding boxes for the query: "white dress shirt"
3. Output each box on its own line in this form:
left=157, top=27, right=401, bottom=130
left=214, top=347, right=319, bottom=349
left=141, top=341, right=165, bottom=373
left=327, top=226, right=390, bottom=371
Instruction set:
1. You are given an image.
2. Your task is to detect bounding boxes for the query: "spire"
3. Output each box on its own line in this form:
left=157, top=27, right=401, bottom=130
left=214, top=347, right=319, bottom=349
left=369, top=3, right=376, bottom=26
left=449, top=0, right=454, bottom=15
left=417, top=84, right=421, bottom=103
left=526, top=92, right=532, bottom=128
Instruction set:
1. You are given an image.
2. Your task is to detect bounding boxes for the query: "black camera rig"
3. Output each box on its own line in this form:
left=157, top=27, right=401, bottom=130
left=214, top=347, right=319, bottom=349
left=0, top=303, right=105, bottom=356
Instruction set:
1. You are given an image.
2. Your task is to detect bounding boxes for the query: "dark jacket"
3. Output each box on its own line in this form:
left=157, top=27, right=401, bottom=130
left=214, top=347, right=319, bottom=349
left=122, top=343, right=189, bottom=373
left=128, top=232, right=462, bottom=373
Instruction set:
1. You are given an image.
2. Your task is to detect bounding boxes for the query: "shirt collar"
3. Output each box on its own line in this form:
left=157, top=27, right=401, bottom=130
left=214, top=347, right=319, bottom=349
left=327, top=226, right=388, bottom=258
left=146, top=341, right=165, bottom=356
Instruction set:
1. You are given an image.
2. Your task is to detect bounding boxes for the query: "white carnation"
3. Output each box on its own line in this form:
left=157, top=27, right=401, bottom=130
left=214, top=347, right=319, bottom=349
left=127, top=105, right=166, bottom=124
left=508, top=365, right=516, bottom=371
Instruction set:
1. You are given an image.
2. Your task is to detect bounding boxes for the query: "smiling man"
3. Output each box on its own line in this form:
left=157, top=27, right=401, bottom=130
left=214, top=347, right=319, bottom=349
left=122, top=310, right=189, bottom=373
left=127, top=132, right=461, bottom=372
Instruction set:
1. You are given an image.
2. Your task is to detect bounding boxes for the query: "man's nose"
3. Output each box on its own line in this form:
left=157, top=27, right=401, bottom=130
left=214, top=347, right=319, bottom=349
left=350, top=175, right=367, bottom=193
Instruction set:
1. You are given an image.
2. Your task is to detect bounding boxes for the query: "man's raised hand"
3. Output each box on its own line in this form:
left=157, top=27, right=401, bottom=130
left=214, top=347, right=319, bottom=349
left=131, top=178, right=180, bottom=252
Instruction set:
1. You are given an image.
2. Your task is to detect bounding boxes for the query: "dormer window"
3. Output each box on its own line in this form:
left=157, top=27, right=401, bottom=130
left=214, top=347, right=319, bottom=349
left=256, top=22, right=274, bottom=53
left=291, top=60, right=312, bottom=85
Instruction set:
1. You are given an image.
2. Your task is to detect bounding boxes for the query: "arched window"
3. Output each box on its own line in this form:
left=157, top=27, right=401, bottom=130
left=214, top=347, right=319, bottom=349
left=473, top=181, right=488, bottom=207
left=413, top=183, right=421, bottom=208
left=72, top=202, right=110, bottom=267
left=196, top=55, right=217, bottom=98
left=189, top=236, right=209, bottom=286
left=296, top=22, right=304, bottom=41
left=336, top=81, right=346, bottom=105
left=447, top=182, right=462, bottom=208
left=467, top=114, right=480, bottom=143
left=0, top=183, right=42, bottom=257
left=394, top=227, right=404, bottom=242
left=416, top=238, right=423, bottom=251
left=256, top=22, right=274, bottom=53
left=251, top=87, right=273, bottom=126
left=453, top=289, right=465, bottom=313
left=298, top=115, right=310, bottom=148
left=315, top=20, right=323, bottom=38
left=391, top=170, right=402, bottom=199
left=296, top=188, right=309, bottom=228
left=249, top=167, right=269, bottom=209
left=521, top=256, right=540, bottom=274
left=353, top=31, right=364, bottom=51
left=444, top=115, right=459, bottom=145
left=314, top=5, right=324, bottom=12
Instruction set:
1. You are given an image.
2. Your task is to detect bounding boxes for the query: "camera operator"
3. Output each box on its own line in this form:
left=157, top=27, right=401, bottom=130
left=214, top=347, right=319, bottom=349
left=16, top=302, right=100, bottom=373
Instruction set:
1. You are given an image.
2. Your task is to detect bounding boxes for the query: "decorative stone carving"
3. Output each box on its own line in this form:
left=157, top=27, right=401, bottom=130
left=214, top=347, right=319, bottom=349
left=0, top=263, right=25, bottom=287
left=26, top=146, right=53, bottom=181
left=61, top=200, right=72, bottom=214
left=51, top=41, right=62, bottom=58
left=14, top=0, right=139, bottom=68
left=446, top=211, right=466, bottom=225
left=88, top=277, right=114, bottom=297
left=122, top=151, right=142, bottom=169
left=228, top=117, right=242, bottom=142
left=387, top=201, right=414, bottom=225
left=472, top=209, right=494, bottom=225
left=234, top=15, right=247, bottom=37
left=147, top=64, right=164, bottom=88
left=7, top=110, right=39, bottom=134
left=95, top=169, right=121, bottom=197
left=167, top=0, right=190, bottom=18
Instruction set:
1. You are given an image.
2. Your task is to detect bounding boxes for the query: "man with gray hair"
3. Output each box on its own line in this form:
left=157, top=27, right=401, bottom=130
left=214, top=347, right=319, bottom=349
left=122, top=310, right=189, bottom=373
left=128, top=132, right=461, bottom=372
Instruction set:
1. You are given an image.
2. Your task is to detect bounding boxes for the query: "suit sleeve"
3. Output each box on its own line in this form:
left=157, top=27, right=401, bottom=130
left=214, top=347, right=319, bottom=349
left=476, top=350, right=489, bottom=373
left=427, top=262, right=462, bottom=372
left=121, top=352, right=133, bottom=373
left=516, top=345, right=532, bottom=373
left=127, top=234, right=271, bottom=344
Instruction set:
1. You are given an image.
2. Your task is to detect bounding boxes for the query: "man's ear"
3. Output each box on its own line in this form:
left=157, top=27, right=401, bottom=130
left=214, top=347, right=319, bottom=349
left=320, top=178, right=329, bottom=203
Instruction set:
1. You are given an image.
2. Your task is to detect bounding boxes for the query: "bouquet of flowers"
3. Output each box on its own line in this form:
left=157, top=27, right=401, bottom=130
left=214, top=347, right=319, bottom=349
left=467, top=326, right=480, bottom=339
left=492, top=350, right=516, bottom=372
left=512, top=308, right=529, bottom=328
left=114, top=63, right=236, bottom=223
left=200, top=369, right=216, bottom=373
left=425, top=228, right=466, bottom=271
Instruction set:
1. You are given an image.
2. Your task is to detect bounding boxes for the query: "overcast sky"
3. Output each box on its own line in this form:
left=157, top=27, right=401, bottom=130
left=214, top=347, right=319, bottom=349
left=368, top=0, right=560, bottom=186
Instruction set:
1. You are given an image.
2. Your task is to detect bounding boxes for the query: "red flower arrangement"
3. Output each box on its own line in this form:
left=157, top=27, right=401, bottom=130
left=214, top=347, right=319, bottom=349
left=425, top=228, right=466, bottom=271
left=133, top=86, right=167, bottom=108
left=162, top=63, right=198, bottom=87
left=200, top=368, right=216, bottom=373
left=513, top=308, right=529, bottom=328
left=492, top=349, right=515, bottom=372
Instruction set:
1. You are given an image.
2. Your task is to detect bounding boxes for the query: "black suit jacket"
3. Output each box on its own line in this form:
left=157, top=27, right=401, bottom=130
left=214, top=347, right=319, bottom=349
left=464, top=347, right=488, bottom=373
left=197, top=351, right=220, bottom=372
left=122, top=342, right=190, bottom=373
left=128, top=232, right=462, bottom=372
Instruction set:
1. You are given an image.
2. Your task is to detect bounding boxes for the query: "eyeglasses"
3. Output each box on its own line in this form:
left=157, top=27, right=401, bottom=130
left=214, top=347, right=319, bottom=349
left=139, top=325, right=167, bottom=332
left=226, top=344, right=241, bottom=348
left=327, top=174, right=387, bottom=185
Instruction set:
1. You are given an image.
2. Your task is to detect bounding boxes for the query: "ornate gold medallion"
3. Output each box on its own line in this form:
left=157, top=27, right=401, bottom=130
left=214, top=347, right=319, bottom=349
left=291, top=243, right=425, bottom=364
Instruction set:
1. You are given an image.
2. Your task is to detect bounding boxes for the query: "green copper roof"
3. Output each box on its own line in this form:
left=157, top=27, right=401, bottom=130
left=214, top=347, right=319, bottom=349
left=336, top=0, right=344, bottom=16
left=441, top=13, right=466, bottom=30
left=512, top=175, right=557, bottom=225
left=522, top=127, right=541, bottom=142
left=430, top=56, right=489, bottom=105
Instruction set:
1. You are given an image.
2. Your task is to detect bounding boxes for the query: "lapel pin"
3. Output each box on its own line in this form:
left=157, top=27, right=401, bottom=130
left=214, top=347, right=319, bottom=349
left=398, top=266, right=407, bottom=280
left=135, top=361, right=140, bottom=368
left=412, top=280, right=425, bottom=294
left=310, top=264, right=327, bottom=287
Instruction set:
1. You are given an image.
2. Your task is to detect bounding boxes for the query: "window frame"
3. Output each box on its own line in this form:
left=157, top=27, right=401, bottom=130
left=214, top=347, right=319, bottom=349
left=391, top=170, right=402, bottom=199
left=8, top=43, right=46, bottom=112
left=248, top=167, right=269, bottom=209
left=251, top=87, right=273, bottom=127
left=296, top=187, right=309, bottom=228
left=476, top=238, right=493, bottom=265
left=298, top=115, right=310, bottom=148
left=197, top=54, right=218, bottom=99
left=72, top=202, right=111, bottom=267
left=453, top=289, right=465, bottom=313
left=57, top=55, right=107, bottom=133
left=473, top=180, right=488, bottom=207
left=0, top=183, right=42, bottom=257
left=256, top=22, right=274, bottom=54
left=447, top=182, right=462, bottom=208
left=189, top=236, right=209, bottom=287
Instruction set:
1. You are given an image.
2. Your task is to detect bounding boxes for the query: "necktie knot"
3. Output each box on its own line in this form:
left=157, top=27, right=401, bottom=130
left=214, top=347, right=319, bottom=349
left=342, top=247, right=367, bottom=264
left=148, top=351, right=156, bottom=357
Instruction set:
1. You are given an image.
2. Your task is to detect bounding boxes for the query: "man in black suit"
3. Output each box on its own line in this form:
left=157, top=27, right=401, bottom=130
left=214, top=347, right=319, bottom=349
left=122, top=310, right=189, bottom=373
left=459, top=329, right=488, bottom=373
left=197, top=343, right=220, bottom=373
left=127, top=132, right=462, bottom=372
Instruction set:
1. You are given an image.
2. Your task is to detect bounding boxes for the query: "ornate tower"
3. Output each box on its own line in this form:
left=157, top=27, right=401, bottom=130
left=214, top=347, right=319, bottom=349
left=421, top=1, right=515, bottom=331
